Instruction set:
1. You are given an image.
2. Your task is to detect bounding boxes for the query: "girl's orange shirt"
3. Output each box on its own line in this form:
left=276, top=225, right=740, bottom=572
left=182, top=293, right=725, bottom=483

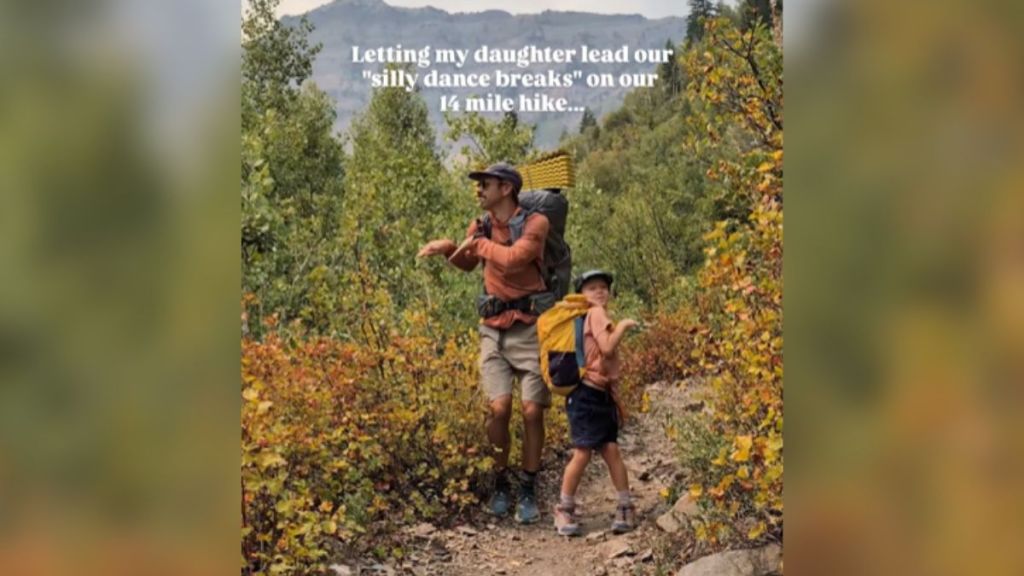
left=582, top=305, right=621, bottom=388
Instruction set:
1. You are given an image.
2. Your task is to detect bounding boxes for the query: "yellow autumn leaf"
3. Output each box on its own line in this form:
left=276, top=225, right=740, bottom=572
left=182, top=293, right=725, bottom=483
left=242, top=388, right=258, bottom=402
left=659, top=487, right=671, bottom=500
left=688, top=484, right=703, bottom=498
left=756, top=161, right=774, bottom=173
left=747, top=521, right=766, bottom=540
left=258, top=453, right=286, bottom=469
left=736, top=465, right=750, bottom=479
left=322, top=520, right=337, bottom=535
left=257, top=400, right=273, bottom=414
left=731, top=435, right=753, bottom=462
left=695, top=524, right=708, bottom=540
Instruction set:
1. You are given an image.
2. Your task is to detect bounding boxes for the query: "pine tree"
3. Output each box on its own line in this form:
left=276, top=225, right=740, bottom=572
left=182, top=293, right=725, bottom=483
left=579, top=108, right=598, bottom=134
left=656, top=40, right=684, bottom=96
left=686, top=0, right=717, bottom=45
left=741, top=0, right=774, bottom=31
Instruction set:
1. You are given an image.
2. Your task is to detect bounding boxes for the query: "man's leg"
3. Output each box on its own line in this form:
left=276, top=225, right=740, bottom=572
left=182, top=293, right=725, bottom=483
left=507, top=323, right=551, bottom=475
left=513, top=399, right=545, bottom=524
left=521, top=400, right=545, bottom=473
left=503, top=322, right=550, bottom=524
left=487, top=395, right=513, bottom=470
left=479, top=325, right=515, bottom=516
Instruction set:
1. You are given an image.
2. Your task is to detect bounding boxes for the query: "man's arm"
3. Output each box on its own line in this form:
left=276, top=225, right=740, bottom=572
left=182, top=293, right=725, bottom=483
left=447, top=221, right=481, bottom=271
left=417, top=221, right=480, bottom=271
left=472, top=213, right=549, bottom=272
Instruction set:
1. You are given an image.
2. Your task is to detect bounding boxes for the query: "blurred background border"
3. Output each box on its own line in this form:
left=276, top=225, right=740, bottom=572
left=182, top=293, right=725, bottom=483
left=0, top=0, right=1021, bottom=574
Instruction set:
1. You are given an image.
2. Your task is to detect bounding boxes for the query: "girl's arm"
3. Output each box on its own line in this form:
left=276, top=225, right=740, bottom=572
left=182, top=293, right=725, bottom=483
left=602, top=319, right=638, bottom=355
left=591, top=307, right=637, bottom=356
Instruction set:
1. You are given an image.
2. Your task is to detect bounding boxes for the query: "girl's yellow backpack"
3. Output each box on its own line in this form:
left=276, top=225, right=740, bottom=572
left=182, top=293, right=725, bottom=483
left=536, top=294, right=590, bottom=396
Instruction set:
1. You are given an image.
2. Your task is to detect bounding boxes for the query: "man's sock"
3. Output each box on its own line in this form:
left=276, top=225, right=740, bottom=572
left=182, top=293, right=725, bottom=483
left=519, top=470, right=538, bottom=495
left=494, top=469, right=510, bottom=491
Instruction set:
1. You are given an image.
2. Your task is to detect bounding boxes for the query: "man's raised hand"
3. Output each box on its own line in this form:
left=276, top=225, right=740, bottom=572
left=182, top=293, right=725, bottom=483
left=417, top=239, right=456, bottom=258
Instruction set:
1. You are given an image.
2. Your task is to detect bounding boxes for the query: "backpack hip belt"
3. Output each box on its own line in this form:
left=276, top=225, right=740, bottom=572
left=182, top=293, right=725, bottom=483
left=476, top=292, right=556, bottom=319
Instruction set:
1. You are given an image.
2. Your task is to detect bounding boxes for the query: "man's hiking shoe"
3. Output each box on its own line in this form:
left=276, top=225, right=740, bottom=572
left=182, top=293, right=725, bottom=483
left=515, top=493, right=540, bottom=524
left=553, top=504, right=580, bottom=536
left=488, top=486, right=511, bottom=517
left=611, top=503, right=636, bottom=533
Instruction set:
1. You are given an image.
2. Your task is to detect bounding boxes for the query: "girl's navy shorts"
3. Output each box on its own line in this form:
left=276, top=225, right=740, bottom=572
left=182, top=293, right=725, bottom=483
left=566, top=382, right=618, bottom=449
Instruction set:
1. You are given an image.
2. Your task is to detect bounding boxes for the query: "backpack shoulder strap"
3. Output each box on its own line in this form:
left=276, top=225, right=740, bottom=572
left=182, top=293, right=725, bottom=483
left=507, top=209, right=529, bottom=245
left=480, top=214, right=493, bottom=239
left=518, top=210, right=551, bottom=292
left=574, top=313, right=587, bottom=370
left=484, top=208, right=534, bottom=244
left=478, top=214, right=492, bottom=295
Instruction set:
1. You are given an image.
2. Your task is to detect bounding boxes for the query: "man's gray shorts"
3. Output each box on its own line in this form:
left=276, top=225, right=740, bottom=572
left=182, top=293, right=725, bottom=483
left=479, top=322, right=552, bottom=407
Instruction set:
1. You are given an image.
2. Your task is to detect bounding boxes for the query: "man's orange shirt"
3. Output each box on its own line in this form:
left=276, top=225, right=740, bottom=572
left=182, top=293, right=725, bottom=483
left=447, top=207, right=549, bottom=329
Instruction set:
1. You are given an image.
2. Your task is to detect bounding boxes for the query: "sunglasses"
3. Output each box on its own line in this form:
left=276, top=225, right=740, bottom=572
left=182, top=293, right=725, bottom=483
left=476, top=177, right=508, bottom=189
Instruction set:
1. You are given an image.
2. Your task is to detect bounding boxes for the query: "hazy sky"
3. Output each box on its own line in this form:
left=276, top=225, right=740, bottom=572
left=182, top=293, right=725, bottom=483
left=274, top=0, right=692, bottom=19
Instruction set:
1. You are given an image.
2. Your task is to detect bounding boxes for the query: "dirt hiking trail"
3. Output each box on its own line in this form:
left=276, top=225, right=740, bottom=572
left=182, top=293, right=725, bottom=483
left=334, top=381, right=701, bottom=576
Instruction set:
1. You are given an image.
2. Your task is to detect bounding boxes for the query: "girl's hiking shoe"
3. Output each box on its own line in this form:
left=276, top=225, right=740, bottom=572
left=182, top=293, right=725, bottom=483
left=611, top=503, right=636, bottom=533
left=552, top=504, right=580, bottom=536
left=515, top=492, right=540, bottom=524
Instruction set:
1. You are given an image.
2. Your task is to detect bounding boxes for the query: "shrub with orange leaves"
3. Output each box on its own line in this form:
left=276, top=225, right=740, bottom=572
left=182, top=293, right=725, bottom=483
left=241, top=313, right=493, bottom=574
left=623, top=307, right=700, bottom=387
left=680, top=196, right=783, bottom=548
left=624, top=16, right=783, bottom=550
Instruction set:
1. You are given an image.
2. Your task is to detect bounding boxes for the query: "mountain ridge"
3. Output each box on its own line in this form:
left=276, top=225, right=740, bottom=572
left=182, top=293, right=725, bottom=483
left=284, top=0, right=687, bottom=147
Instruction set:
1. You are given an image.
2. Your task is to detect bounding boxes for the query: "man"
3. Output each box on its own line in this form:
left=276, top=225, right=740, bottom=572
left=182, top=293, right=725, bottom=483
left=417, top=162, right=551, bottom=524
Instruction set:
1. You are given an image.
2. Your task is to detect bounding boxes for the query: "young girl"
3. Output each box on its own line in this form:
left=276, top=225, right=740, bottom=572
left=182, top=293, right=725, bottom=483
left=553, top=270, right=638, bottom=536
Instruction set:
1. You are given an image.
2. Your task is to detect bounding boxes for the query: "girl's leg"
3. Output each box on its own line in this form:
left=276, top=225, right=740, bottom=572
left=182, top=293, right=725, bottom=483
left=555, top=448, right=591, bottom=536
left=598, top=443, right=629, bottom=493
left=560, top=448, right=592, bottom=497
left=600, top=443, right=636, bottom=533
